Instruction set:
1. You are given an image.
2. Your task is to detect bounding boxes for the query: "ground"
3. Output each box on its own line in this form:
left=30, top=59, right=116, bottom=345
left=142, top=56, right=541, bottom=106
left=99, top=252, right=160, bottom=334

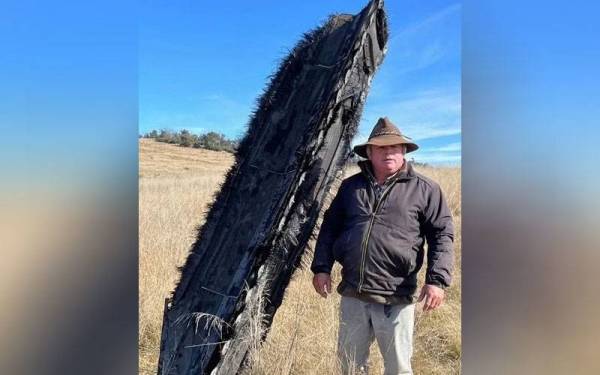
left=139, top=138, right=461, bottom=374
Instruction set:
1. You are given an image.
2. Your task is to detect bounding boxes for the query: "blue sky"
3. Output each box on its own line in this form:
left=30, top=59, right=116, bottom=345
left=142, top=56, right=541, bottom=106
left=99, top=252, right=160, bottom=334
left=139, top=0, right=460, bottom=165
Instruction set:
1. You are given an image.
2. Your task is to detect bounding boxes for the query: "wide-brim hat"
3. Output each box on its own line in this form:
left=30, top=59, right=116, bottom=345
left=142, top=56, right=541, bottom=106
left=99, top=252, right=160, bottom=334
left=353, top=117, right=418, bottom=158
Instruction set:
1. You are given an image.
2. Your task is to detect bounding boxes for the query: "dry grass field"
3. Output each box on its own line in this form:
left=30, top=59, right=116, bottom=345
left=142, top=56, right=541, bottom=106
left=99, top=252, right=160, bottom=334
left=139, top=138, right=461, bottom=374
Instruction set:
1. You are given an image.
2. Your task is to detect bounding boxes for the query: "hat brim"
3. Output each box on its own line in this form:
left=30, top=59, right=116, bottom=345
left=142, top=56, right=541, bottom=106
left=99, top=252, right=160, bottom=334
left=352, top=135, right=418, bottom=158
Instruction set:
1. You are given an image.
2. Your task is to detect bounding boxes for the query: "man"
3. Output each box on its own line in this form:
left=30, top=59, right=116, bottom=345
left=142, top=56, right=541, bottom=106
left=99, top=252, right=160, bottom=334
left=311, top=117, right=454, bottom=375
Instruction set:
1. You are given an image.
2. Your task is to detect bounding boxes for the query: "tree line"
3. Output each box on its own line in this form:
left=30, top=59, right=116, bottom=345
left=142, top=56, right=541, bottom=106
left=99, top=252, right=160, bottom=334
left=140, top=129, right=429, bottom=166
left=141, top=129, right=239, bottom=153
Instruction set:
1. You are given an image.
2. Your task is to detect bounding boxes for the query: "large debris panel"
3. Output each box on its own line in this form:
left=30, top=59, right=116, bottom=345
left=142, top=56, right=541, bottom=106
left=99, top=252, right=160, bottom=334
left=158, top=1, right=388, bottom=374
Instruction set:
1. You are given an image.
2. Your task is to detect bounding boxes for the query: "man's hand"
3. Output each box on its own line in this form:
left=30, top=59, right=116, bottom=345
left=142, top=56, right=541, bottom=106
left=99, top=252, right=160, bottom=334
left=312, top=273, right=332, bottom=298
left=418, top=284, right=445, bottom=312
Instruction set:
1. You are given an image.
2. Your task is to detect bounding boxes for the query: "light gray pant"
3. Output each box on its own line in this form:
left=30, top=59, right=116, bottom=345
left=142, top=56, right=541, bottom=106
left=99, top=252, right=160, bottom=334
left=338, top=296, right=415, bottom=375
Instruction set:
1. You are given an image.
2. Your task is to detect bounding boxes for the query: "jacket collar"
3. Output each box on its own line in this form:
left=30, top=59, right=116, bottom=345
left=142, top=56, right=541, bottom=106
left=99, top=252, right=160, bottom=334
left=357, top=159, right=415, bottom=184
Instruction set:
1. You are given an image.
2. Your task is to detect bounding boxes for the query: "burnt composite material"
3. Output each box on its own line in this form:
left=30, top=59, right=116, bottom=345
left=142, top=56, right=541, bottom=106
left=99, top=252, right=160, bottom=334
left=158, top=1, right=388, bottom=373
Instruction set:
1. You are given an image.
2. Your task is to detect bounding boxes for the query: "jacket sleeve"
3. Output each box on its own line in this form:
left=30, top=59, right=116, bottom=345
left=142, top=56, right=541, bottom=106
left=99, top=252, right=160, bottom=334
left=310, top=181, right=346, bottom=275
left=422, top=182, right=455, bottom=288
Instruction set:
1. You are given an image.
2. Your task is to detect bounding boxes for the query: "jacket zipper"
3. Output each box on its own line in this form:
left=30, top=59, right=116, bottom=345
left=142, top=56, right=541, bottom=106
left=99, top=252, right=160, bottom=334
left=357, top=182, right=396, bottom=292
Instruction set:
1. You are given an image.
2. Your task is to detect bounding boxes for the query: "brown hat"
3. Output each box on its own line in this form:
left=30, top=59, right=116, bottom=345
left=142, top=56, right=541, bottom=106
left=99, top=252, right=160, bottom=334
left=353, top=117, right=418, bottom=158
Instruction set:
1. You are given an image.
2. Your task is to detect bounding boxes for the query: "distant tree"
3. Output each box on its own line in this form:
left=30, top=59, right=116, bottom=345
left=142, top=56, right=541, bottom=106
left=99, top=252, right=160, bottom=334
left=157, top=129, right=178, bottom=144
left=412, top=160, right=430, bottom=168
left=147, top=127, right=238, bottom=153
left=178, top=129, right=197, bottom=147
left=200, top=132, right=225, bottom=151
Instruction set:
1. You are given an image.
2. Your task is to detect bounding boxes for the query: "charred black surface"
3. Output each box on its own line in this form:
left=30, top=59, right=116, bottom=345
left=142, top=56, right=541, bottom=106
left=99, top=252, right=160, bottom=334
left=158, top=1, right=388, bottom=374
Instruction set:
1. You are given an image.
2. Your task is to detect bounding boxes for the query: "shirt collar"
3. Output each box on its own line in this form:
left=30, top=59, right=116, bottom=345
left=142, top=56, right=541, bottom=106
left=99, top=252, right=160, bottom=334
left=358, top=159, right=412, bottom=186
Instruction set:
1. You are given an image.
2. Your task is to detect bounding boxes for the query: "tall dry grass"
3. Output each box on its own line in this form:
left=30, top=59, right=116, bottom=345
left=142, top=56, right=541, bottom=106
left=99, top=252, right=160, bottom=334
left=139, top=139, right=461, bottom=374
left=139, top=140, right=233, bottom=374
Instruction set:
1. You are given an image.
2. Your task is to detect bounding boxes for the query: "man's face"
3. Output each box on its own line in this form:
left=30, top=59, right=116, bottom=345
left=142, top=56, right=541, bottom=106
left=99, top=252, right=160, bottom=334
left=367, top=144, right=405, bottom=176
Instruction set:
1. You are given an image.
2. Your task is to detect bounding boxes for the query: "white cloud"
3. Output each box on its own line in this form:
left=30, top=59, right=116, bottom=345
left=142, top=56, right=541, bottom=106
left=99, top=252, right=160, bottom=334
left=406, top=124, right=461, bottom=141
left=410, top=141, right=462, bottom=165
left=361, top=88, right=461, bottom=142
left=410, top=151, right=461, bottom=165
left=427, top=142, right=461, bottom=152
left=390, top=3, right=461, bottom=44
left=383, top=3, right=461, bottom=76
left=392, top=40, right=447, bottom=76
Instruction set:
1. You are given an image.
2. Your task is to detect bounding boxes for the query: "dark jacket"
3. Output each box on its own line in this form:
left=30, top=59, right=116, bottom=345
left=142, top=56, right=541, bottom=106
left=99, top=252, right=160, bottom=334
left=311, top=160, right=454, bottom=298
